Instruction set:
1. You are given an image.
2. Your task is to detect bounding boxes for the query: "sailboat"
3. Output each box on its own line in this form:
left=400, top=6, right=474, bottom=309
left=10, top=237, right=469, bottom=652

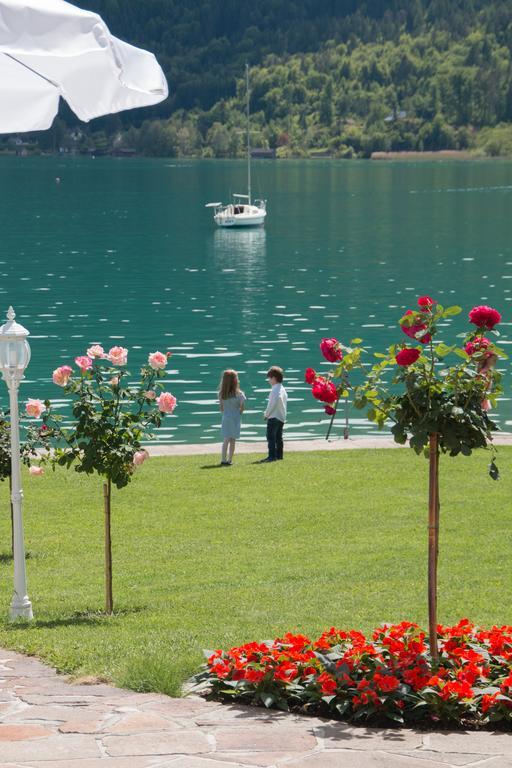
left=205, top=64, right=267, bottom=228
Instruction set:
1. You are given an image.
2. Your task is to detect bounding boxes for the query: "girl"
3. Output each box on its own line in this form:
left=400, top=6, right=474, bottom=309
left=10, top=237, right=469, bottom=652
left=219, top=369, right=246, bottom=465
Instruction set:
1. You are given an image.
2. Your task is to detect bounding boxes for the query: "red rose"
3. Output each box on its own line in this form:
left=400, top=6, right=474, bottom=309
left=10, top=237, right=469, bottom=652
left=312, top=378, right=338, bottom=404
left=324, top=405, right=336, bottom=415
left=320, top=338, right=343, bottom=363
left=418, top=296, right=434, bottom=310
left=465, top=337, right=490, bottom=356
left=396, top=348, right=420, bottom=366
left=304, top=367, right=316, bottom=384
left=468, top=305, right=501, bottom=330
left=401, top=310, right=431, bottom=344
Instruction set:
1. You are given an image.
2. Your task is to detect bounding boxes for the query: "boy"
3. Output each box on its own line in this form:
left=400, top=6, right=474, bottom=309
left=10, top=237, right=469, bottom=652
left=262, top=366, right=288, bottom=462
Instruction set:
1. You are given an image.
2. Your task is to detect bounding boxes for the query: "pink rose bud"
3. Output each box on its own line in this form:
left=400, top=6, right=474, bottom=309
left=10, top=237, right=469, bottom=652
left=25, top=399, right=45, bottom=418
left=87, top=344, right=105, bottom=358
left=52, top=365, right=73, bottom=387
left=157, top=391, right=177, bottom=414
left=108, top=346, right=128, bottom=366
left=29, top=465, right=44, bottom=476
left=133, top=450, right=149, bottom=466
left=148, top=351, right=167, bottom=370
left=75, top=355, right=93, bottom=372
left=144, top=390, right=156, bottom=399
left=110, top=376, right=119, bottom=386
left=481, top=399, right=491, bottom=412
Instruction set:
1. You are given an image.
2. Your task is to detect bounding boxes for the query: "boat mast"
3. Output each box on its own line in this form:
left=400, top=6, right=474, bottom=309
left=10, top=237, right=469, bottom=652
left=246, top=62, right=251, bottom=206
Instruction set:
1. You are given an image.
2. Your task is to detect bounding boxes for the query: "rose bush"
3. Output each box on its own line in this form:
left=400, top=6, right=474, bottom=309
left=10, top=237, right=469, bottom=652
left=194, top=620, right=512, bottom=728
left=36, top=343, right=178, bottom=613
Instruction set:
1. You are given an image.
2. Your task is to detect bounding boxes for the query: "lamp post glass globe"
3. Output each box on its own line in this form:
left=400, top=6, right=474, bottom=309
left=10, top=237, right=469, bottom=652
left=0, top=306, right=33, bottom=620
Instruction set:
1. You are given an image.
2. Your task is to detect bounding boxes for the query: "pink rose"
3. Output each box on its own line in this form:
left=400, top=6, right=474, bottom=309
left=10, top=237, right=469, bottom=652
left=52, top=365, right=73, bottom=387
left=144, top=390, right=156, bottom=400
left=75, top=355, right=93, bottom=372
left=320, top=338, right=343, bottom=363
left=87, top=344, right=105, bottom=358
left=108, top=346, right=128, bottom=366
left=469, top=305, right=501, bottom=330
left=157, top=392, right=177, bottom=414
left=25, top=399, right=45, bottom=418
left=133, top=450, right=149, bottom=466
left=29, top=465, right=44, bottom=476
left=110, top=376, right=119, bottom=386
left=148, top=351, right=167, bottom=370
left=481, top=399, right=491, bottom=412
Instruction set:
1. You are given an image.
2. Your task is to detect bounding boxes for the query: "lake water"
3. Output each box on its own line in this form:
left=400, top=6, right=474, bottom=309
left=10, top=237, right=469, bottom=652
left=1, top=156, right=511, bottom=444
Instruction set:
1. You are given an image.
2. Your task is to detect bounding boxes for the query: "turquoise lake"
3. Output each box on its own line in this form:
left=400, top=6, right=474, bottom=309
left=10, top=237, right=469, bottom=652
left=1, top=156, right=511, bottom=444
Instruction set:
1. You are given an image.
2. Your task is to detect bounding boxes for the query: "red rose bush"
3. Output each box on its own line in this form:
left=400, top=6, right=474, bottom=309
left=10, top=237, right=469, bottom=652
left=194, top=619, right=512, bottom=727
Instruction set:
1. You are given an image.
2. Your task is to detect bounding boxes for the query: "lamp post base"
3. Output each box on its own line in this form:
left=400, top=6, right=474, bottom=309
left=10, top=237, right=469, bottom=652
left=9, top=595, right=33, bottom=621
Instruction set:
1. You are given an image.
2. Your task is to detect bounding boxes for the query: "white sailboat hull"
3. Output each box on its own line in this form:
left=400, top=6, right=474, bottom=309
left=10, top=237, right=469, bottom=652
left=214, top=205, right=266, bottom=227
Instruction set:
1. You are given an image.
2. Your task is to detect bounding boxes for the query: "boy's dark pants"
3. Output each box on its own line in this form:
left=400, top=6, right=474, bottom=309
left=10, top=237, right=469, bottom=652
left=266, top=418, right=284, bottom=460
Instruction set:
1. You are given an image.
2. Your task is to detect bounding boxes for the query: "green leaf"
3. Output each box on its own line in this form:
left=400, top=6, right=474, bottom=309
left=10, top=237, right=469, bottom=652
left=442, top=305, right=462, bottom=317
left=435, top=343, right=455, bottom=358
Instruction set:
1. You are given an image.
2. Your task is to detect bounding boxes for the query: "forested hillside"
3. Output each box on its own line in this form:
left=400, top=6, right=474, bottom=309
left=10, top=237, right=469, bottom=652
left=11, top=1, right=512, bottom=156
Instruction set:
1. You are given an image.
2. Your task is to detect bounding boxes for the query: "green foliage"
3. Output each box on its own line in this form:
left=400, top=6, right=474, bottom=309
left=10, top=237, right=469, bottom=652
left=9, top=1, right=512, bottom=158
left=47, top=355, right=174, bottom=489
left=352, top=301, right=504, bottom=474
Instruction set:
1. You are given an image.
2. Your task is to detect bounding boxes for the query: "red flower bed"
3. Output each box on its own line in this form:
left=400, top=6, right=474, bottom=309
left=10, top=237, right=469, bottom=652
left=194, top=620, right=512, bottom=728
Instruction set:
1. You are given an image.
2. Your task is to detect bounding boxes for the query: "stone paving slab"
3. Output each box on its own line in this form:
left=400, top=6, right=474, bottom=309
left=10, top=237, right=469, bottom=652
left=1, top=648, right=512, bottom=767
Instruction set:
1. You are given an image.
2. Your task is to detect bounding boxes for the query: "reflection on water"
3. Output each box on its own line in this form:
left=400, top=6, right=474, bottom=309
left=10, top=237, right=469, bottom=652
left=211, top=227, right=266, bottom=263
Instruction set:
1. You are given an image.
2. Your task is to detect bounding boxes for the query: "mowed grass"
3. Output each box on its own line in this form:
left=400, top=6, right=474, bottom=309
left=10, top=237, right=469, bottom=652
left=0, top=448, right=511, bottom=696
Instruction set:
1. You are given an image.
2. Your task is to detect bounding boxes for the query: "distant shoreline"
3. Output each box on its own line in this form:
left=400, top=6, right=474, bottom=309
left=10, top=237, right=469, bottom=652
left=371, top=150, right=480, bottom=161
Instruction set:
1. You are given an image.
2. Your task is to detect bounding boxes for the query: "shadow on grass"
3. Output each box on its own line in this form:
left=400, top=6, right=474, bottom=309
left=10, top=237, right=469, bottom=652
left=200, top=464, right=226, bottom=470
left=2, top=606, right=147, bottom=630
left=0, top=551, right=33, bottom=565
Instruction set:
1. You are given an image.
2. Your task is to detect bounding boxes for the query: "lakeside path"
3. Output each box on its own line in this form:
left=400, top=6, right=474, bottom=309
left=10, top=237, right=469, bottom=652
left=147, top=434, right=512, bottom=457
left=1, top=649, right=512, bottom=767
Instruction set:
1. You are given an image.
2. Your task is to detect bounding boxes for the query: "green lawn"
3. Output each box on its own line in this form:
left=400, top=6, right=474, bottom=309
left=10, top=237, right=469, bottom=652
left=0, top=449, right=511, bottom=696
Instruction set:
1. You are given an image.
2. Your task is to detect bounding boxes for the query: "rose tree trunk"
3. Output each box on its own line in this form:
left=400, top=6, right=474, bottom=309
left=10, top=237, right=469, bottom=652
left=103, top=480, right=113, bottom=615
left=428, top=432, right=440, bottom=665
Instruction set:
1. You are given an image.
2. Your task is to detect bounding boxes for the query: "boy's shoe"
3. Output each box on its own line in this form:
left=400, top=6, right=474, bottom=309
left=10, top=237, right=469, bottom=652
left=220, top=461, right=230, bottom=466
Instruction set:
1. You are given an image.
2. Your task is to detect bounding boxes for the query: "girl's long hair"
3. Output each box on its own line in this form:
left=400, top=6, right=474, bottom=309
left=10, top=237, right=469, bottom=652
left=219, top=369, right=240, bottom=400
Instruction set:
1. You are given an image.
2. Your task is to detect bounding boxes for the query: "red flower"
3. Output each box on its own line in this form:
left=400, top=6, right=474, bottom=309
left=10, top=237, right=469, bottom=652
left=211, top=661, right=231, bottom=679
left=317, top=672, right=337, bottom=695
left=324, top=405, right=336, bottom=415
left=244, top=668, right=266, bottom=684
left=373, top=673, right=400, bottom=692
left=469, top=305, right=501, bottom=330
left=320, top=338, right=343, bottom=363
left=312, top=378, right=338, bottom=404
left=395, top=348, right=420, bottom=367
left=465, top=337, right=491, bottom=356
left=273, top=662, right=298, bottom=683
left=305, top=367, right=317, bottom=384
left=481, top=693, right=499, bottom=713
left=418, top=296, right=435, bottom=310
left=401, top=310, right=431, bottom=344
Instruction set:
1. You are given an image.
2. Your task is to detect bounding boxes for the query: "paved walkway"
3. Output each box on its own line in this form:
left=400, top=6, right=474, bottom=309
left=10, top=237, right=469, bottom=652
left=1, top=650, right=511, bottom=767
left=147, top=434, right=512, bottom=457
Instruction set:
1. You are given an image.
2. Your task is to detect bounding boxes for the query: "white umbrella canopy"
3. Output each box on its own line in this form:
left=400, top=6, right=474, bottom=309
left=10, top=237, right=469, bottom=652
left=0, top=0, right=168, bottom=133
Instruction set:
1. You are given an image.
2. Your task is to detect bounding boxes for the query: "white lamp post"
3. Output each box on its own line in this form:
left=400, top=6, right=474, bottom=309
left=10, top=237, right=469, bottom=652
left=0, top=307, right=33, bottom=620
